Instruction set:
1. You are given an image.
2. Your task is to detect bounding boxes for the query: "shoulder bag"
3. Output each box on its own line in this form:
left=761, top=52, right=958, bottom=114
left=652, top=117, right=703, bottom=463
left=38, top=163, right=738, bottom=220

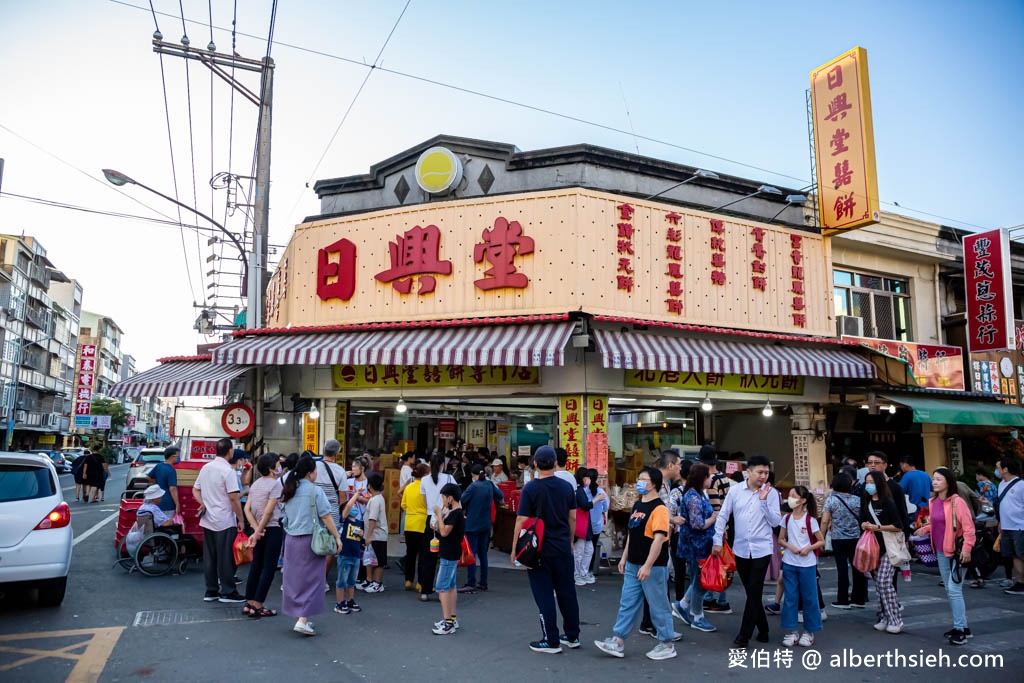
left=310, top=486, right=338, bottom=556
left=514, top=481, right=547, bottom=569
left=996, top=478, right=1020, bottom=520
left=869, top=502, right=910, bottom=566
left=949, top=496, right=964, bottom=584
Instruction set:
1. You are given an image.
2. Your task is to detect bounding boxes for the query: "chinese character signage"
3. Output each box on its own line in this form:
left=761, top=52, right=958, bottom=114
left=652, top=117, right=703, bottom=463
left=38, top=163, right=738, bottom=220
left=335, top=401, right=349, bottom=456
left=559, top=395, right=584, bottom=473
left=331, top=364, right=539, bottom=390
left=586, top=395, right=608, bottom=474
left=190, top=438, right=218, bottom=459
left=810, top=47, right=880, bottom=232
left=279, top=188, right=832, bottom=336
left=843, top=336, right=966, bottom=391
left=964, top=229, right=1014, bottom=352
left=73, top=415, right=111, bottom=429
left=303, top=413, right=319, bottom=453
left=626, top=370, right=805, bottom=395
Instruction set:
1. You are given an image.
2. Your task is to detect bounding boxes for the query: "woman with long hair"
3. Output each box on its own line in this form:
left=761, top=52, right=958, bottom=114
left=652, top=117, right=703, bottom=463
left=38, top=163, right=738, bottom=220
left=402, top=463, right=430, bottom=591
left=914, top=468, right=975, bottom=645
left=243, top=453, right=284, bottom=618
left=418, top=452, right=456, bottom=602
left=821, top=472, right=867, bottom=608
left=572, top=468, right=597, bottom=585
left=860, top=470, right=905, bottom=634
left=587, top=468, right=609, bottom=581
left=671, top=462, right=719, bottom=633
left=280, top=454, right=341, bottom=636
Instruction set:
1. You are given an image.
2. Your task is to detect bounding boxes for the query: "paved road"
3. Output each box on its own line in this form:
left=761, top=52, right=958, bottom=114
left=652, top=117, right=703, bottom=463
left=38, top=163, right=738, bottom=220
left=2, top=472, right=1022, bottom=682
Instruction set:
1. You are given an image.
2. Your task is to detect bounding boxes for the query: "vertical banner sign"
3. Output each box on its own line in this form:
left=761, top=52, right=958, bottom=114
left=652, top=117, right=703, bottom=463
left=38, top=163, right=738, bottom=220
left=964, top=229, right=1014, bottom=352
left=585, top=395, right=609, bottom=475
left=303, top=414, right=319, bottom=453
left=335, top=401, right=349, bottom=458
left=810, top=47, right=880, bottom=232
left=559, top=395, right=584, bottom=473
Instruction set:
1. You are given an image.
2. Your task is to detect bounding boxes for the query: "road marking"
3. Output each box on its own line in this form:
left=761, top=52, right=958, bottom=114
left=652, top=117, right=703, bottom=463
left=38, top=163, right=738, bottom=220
left=72, top=512, right=119, bottom=547
left=0, top=626, right=124, bottom=682
left=133, top=607, right=247, bottom=627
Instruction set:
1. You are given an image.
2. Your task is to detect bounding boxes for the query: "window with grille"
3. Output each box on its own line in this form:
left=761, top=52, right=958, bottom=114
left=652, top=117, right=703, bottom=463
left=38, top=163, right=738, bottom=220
left=833, top=269, right=912, bottom=341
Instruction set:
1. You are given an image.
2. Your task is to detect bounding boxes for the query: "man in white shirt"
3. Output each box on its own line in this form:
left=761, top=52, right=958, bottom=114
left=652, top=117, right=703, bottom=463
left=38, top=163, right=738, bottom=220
left=490, top=458, right=510, bottom=485
left=193, top=438, right=245, bottom=603
left=995, top=458, right=1024, bottom=595
left=712, top=455, right=781, bottom=647
left=553, top=448, right=577, bottom=487
left=316, top=439, right=349, bottom=590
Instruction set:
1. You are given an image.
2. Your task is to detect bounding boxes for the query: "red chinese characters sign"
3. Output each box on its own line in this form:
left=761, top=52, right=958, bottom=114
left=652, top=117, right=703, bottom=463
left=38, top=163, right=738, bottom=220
left=616, top=203, right=636, bottom=293
left=474, top=217, right=534, bottom=290
left=750, top=227, right=767, bottom=293
left=664, top=213, right=683, bottom=314
left=375, top=224, right=453, bottom=295
left=559, top=395, right=584, bottom=473
left=964, top=229, right=1014, bottom=352
left=709, top=219, right=727, bottom=286
left=75, top=344, right=97, bottom=417
left=790, top=235, right=806, bottom=328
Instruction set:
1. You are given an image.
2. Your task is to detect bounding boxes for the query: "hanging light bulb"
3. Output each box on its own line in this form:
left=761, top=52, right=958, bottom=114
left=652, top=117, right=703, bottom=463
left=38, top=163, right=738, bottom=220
left=701, top=393, right=713, bottom=412
left=308, top=404, right=320, bottom=420
left=888, top=404, right=896, bottom=415
left=526, top=423, right=534, bottom=431
left=762, top=398, right=773, bottom=417
left=395, top=397, right=407, bottom=414
left=637, top=421, right=643, bottom=429
left=278, top=416, right=287, bottom=425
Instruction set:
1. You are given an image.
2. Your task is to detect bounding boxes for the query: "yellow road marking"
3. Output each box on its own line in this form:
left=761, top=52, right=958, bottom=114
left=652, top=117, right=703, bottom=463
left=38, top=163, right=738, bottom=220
left=0, top=626, right=124, bottom=682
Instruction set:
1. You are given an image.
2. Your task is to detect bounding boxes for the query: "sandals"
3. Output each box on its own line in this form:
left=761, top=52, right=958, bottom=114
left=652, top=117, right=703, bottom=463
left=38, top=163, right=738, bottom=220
left=257, top=607, right=277, bottom=617
left=969, top=580, right=985, bottom=589
left=242, top=603, right=278, bottom=618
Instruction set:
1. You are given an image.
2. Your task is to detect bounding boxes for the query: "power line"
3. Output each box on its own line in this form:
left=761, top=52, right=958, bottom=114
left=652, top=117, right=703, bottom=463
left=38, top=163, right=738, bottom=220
left=0, top=190, right=223, bottom=233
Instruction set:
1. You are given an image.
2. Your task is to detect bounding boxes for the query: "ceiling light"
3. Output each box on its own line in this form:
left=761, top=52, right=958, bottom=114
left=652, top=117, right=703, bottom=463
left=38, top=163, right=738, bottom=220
left=277, top=417, right=287, bottom=425
left=701, top=393, right=713, bottom=412
left=762, top=398, right=773, bottom=417
left=888, top=405, right=897, bottom=414
left=526, top=423, right=534, bottom=431
left=395, top=397, right=407, bottom=414
left=308, top=404, right=320, bottom=420
left=610, top=397, right=637, bottom=402
left=637, top=421, right=643, bottom=428
left=660, top=399, right=700, bottom=405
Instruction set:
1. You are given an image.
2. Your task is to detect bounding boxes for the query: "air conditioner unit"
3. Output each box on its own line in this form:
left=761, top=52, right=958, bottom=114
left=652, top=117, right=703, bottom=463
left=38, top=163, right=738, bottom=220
left=0, top=406, right=7, bottom=419
left=15, top=410, right=27, bottom=422
left=47, top=413, right=60, bottom=427
left=836, top=315, right=864, bottom=337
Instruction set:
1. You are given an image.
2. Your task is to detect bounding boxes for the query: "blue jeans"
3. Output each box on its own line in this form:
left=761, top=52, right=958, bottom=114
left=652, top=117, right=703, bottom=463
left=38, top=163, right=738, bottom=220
left=936, top=553, right=968, bottom=630
left=703, top=587, right=728, bottom=605
left=465, top=530, right=490, bottom=587
left=684, top=558, right=705, bottom=617
left=782, top=564, right=822, bottom=633
left=613, top=563, right=674, bottom=642
left=436, top=558, right=459, bottom=593
left=336, top=556, right=360, bottom=588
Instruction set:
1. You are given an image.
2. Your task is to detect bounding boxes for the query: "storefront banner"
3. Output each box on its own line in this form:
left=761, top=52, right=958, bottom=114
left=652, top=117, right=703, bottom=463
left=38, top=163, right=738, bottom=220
left=559, top=395, right=584, bottom=473
left=964, top=229, right=1014, bottom=352
left=586, top=395, right=609, bottom=475
left=303, top=414, right=319, bottom=453
left=843, top=336, right=966, bottom=391
left=190, top=439, right=218, bottom=459
left=335, top=401, right=349, bottom=455
left=625, top=370, right=804, bottom=394
left=331, top=364, right=538, bottom=390
left=810, top=47, right=880, bottom=232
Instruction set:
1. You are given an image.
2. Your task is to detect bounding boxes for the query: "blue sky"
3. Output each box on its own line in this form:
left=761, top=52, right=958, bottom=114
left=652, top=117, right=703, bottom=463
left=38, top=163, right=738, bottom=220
left=1, top=0, right=1021, bottom=369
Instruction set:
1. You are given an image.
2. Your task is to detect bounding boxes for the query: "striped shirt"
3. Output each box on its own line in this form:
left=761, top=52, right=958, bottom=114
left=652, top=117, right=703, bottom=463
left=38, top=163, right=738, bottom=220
left=705, top=472, right=729, bottom=512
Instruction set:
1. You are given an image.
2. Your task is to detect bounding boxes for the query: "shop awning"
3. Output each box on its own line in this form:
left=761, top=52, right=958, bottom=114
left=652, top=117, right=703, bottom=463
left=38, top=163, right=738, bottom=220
left=212, top=322, right=576, bottom=367
left=880, top=393, right=1024, bottom=426
left=109, top=358, right=249, bottom=398
left=593, top=329, right=876, bottom=378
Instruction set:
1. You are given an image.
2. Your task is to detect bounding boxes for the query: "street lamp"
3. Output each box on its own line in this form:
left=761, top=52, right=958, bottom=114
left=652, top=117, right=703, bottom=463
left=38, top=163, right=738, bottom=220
left=769, top=194, right=808, bottom=222
left=710, top=184, right=783, bottom=211
left=645, top=169, right=721, bottom=201
left=101, top=168, right=252, bottom=326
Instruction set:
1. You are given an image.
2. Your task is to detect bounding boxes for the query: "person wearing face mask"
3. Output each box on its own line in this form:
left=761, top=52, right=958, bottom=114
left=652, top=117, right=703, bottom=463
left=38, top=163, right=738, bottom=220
left=671, top=462, right=719, bottom=633
left=779, top=486, right=825, bottom=647
left=860, top=470, right=905, bottom=633
left=594, top=467, right=677, bottom=661
left=242, top=453, right=285, bottom=618
left=145, top=446, right=182, bottom=520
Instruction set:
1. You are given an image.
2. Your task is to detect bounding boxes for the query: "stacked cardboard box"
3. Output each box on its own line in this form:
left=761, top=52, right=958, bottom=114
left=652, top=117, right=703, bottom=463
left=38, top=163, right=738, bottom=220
left=383, top=468, right=402, bottom=534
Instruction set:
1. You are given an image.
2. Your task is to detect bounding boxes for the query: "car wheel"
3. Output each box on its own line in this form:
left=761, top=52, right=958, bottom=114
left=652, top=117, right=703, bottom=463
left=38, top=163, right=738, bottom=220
left=38, top=577, right=67, bottom=607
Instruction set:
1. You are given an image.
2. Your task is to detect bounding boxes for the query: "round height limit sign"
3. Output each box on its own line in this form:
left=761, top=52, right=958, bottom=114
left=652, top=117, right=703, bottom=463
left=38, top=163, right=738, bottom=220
left=221, top=403, right=255, bottom=438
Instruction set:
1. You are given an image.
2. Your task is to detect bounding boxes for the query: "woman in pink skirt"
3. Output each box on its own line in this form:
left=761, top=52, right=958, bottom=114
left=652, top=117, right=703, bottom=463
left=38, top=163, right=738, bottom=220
left=280, top=454, right=341, bottom=636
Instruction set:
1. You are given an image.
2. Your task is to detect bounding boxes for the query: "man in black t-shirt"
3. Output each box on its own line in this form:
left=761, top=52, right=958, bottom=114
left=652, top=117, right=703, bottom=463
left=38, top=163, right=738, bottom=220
left=512, top=445, right=579, bottom=654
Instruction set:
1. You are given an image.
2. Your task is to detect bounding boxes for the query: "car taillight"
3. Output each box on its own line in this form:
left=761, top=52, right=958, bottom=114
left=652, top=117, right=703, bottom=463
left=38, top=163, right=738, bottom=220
left=35, top=502, right=71, bottom=530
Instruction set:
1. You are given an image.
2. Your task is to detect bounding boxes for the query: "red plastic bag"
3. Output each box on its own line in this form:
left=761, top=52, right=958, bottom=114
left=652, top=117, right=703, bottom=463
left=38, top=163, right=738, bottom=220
left=458, top=536, right=476, bottom=568
left=233, top=531, right=252, bottom=566
left=853, top=530, right=880, bottom=574
left=699, top=554, right=729, bottom=593
left=720, top=541, right=737, bottom=573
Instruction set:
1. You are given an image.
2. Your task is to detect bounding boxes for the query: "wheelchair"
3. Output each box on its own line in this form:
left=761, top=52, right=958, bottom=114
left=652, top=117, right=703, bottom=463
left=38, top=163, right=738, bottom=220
left=114, top=495, right=202, bottom=577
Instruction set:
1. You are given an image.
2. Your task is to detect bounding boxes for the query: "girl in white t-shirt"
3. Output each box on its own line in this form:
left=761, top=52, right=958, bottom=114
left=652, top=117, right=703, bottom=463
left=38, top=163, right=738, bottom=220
left=778, top=485, right=825, bottom=647
left=417, top=454, right=456, bottom=601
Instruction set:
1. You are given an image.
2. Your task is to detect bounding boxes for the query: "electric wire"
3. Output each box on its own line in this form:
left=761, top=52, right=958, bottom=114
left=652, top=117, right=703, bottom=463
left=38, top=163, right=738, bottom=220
left=0, top=191, right=223, bottom=233
left=178, top=0, right=208, bottom=298
left=113, top=0, right=992, bottom=232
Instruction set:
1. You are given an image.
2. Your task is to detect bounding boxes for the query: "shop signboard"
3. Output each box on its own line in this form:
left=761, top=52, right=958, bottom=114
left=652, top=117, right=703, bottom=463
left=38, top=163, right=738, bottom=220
left=73, top=415, right=110, bottom=429
left=335, top=401, right=349, bottom=455
left=586, top=395, right=608, bottom=474
left=810, top=47, right=880, bottom=232
left=438, top=418, right=456, bottom=440
left=843, top=336, right=966, bottom=391
left=559, top=395, right=584, bottom=473
left=303, top=413, right=319, bottom=452
left=626, top=370, right=804, bottom=395
left=964, top=229, right=1014, bottom=352
left=39, top=434, right=56, bottom=445
left=274, top=188, right=834, bottom=337
left=190, top=439, right=218, bottom=459
left=331, top=364, right=538, bottom=390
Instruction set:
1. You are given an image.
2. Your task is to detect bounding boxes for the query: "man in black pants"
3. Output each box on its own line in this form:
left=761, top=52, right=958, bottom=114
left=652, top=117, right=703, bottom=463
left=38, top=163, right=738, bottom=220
left=712, top=455, right=781, bottom=647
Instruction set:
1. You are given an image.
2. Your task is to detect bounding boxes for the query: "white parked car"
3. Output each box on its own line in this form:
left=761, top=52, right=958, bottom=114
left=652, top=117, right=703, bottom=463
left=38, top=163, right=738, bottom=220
left=0, top=451, right=73, bottom=606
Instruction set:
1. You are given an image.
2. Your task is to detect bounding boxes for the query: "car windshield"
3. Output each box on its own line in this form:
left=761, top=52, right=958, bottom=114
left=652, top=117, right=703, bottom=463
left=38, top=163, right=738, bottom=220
left=138, top=455, right=164, bottom=463
left=0, top=464, right=56, bottom=502
left=49, top=454, right=63, bottom=461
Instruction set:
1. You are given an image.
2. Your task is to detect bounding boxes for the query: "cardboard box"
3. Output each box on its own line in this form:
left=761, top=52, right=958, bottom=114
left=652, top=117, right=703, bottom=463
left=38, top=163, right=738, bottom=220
left=624, top=468, right=638, bottom=484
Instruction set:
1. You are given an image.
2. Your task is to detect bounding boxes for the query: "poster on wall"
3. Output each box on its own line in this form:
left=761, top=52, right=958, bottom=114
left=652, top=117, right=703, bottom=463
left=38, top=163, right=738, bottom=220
left=964, top=229, right=1014, bottom=352
left=586, top=395, right=609, bottom=475
left=335, top=401, right=349, bottom=456
left=303, top=414, right=319, bottom=453
left=559, top=395, right=584, bottom=473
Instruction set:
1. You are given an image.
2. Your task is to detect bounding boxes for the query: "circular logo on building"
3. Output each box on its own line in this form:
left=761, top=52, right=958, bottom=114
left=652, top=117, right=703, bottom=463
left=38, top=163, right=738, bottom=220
left=414, top=146, right=463, bottom=194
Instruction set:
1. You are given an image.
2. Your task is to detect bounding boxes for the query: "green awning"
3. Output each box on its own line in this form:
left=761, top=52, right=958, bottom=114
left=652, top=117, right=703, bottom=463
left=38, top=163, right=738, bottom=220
left=880, top=393, right=1024, bottom=427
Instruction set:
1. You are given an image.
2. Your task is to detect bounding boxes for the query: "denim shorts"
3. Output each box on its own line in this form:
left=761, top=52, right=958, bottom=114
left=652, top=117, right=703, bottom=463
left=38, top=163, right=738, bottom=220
left=336, top=556, right=361, bottom=588
left=436, top=558, right=458, bottom=593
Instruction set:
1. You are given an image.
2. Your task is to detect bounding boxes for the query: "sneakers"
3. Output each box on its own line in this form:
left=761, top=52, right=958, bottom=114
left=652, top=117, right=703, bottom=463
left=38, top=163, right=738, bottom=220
left=477, top=584, right=488, bottom=591
left=218, top=592, right=246, bottom=603
left=831, top=601, right=852, bottom=610
left=334, top=602, right=351, bottom=614
left=821, top=609, right=828, bottom=622
left=574, top=575, right=588, bottom=586
left=559, top=635, right=581, bottom=649
left=948, top=629, right=967, bottom=646
left=418, top=593, right=430, bottom=602
left=886, top=623, right=903, bottom=634
left=705, top=603, right=732, bottom=614
left=355, top=580, right=369, bottom=591
left=672, top=600, right=693, bottom=625
left=998, top=578, right=1014, bottom=588
left=530, top=640, right=563, bottom=654
left=873, top=621, right=888, bottom=631
left=434, top=617, right=460, bottom=630
left=432, top=620, right=457, bottom=635
left=293, top=620, right=316, bottom=636
left=798, top=613, right=803, bottom=623
left=691, top=617, right=717, bottom=633
left=944, top=627, right=972, bottom=639
left=782, top=632, right=799, bottom=647
left=203, top=590, right=220, bottom=602
left=850, top=602, right=866, bottom=609
left=638, top=626, right=657, bottom=637
left=798, top=633, right=814, bottom=647
left=325, top=582, right=332, bottom=593
left=457, top=584, right=478, bottom=594
left=764, top=602, right=781, bottom=615
left=593, top=637, right=624, bottom=658
left=364, top=582, right=384, bottom=593
left=646, top=643, right=677, bottom=660
left=348, top=600, right=362, bottom=612
left=1003, top=583, right=1024, bottom=595
left=584, top=573, right=596, bottom=584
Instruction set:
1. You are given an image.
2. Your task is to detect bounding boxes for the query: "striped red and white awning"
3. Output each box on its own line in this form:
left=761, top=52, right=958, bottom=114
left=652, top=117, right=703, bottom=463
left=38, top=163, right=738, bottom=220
left=212, top=322, right=576, bottom=367
left=109, top=360, right=250, bottom=398
left=593, top=329, right=876, bottom=378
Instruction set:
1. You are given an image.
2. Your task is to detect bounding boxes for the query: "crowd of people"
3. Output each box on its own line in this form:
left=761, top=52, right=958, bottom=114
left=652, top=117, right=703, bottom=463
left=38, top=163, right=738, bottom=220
left=172, top=436, right=1024, bottom=653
